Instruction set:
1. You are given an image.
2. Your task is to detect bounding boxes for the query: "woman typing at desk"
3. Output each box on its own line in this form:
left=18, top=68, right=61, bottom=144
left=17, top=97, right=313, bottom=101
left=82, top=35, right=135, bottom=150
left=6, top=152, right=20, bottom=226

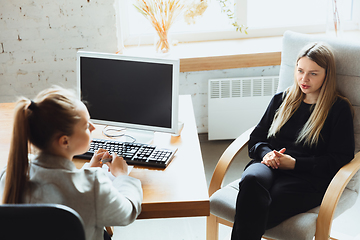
left=0, top=86, right=143, bottom=240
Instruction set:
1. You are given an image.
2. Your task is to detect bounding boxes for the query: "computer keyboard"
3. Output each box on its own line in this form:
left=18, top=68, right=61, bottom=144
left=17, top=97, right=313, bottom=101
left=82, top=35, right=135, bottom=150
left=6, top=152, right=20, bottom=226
left=75, top=138, right=177, bottom=169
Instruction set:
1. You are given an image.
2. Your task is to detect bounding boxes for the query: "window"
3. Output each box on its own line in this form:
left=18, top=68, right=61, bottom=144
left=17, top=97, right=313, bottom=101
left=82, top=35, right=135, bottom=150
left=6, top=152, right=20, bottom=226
left=118, top=0, right=359, bottom=46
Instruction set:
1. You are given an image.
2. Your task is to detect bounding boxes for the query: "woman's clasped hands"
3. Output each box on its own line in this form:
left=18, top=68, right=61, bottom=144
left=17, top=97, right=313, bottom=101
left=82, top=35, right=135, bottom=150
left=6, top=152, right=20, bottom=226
left=261, top=148, right=296, bottom=170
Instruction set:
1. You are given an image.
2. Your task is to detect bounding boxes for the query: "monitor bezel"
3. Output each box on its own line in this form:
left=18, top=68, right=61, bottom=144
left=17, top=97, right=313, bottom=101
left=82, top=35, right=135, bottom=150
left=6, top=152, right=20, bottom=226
left=76, top=51, right=179, bottom=135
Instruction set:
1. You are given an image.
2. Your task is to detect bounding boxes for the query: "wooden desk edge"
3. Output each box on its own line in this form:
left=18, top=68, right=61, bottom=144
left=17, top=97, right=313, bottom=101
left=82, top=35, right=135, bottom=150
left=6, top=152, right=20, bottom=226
left=137, top=200, right=210, bottom=219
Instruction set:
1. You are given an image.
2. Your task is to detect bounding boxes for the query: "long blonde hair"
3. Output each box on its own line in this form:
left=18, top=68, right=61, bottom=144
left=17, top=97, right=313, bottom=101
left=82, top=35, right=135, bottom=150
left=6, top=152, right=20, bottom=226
left=268, top=42, right=339, bottom=146
left=2, top=86, right=81, bottom=204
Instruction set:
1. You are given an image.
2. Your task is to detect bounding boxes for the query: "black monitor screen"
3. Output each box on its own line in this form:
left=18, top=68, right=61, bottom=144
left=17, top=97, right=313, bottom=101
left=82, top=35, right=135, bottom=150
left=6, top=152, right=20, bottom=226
left=80, top=56, right=174, bottom=130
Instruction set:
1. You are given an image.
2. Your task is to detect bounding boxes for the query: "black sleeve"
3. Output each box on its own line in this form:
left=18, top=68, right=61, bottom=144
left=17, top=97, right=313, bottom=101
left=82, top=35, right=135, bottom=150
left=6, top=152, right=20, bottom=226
left=294, top=99, right=355, bottom=179
left=248, top=93, right=284, bottom=161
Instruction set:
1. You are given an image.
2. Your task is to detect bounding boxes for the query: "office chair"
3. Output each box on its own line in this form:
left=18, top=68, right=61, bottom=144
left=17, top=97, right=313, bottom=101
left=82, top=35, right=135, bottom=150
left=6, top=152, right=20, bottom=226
left=207, top=31, right=360, bottom=240
left=0, top=203, right=86, bottom=240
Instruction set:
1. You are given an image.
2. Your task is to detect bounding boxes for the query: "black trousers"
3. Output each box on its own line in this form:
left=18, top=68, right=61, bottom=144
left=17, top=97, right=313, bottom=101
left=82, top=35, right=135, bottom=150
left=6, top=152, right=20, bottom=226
left=104, top=230, right=111, bottom=240
left=231, top=162, right=325, bottom=240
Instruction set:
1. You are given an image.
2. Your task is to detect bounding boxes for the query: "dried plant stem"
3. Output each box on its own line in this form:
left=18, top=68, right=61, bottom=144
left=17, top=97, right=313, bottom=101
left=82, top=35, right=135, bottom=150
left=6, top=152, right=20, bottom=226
left=217, top=0, right=247, bottom=33
left=332, top=0, right=340, bottom=36
left=134, top=0, right=185, bottom=53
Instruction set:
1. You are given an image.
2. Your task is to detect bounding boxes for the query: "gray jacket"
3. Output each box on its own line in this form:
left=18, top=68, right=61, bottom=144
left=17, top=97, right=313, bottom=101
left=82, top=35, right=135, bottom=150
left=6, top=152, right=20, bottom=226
left=0, top=152, right=143, bottom=240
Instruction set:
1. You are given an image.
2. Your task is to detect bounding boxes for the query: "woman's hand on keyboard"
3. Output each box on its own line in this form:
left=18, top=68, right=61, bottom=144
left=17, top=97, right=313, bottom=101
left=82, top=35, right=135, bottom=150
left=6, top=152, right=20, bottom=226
left=89, top=148, right=109, bottom=167
left=105, top=152, right=129, bottom=177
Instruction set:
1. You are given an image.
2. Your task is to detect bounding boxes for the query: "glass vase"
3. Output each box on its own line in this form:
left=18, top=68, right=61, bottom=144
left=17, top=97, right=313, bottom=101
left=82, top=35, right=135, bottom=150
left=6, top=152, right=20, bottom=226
left=154, top=30, right=170, bottom=54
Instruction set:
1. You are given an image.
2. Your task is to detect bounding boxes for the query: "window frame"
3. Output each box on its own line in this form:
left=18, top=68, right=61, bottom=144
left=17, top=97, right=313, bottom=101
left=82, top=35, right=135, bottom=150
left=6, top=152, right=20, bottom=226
left=117, top=0, right=360, bottom=47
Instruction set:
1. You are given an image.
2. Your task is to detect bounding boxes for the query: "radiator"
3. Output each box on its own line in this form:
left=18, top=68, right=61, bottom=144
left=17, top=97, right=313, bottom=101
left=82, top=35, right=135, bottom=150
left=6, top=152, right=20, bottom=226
left=208, top=76, right=279, bottom=140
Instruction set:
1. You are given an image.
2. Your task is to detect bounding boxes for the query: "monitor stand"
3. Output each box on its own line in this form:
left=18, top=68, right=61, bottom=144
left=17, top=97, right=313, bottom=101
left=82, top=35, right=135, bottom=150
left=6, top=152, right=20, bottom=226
left=122, top=128, right=155, bottom=144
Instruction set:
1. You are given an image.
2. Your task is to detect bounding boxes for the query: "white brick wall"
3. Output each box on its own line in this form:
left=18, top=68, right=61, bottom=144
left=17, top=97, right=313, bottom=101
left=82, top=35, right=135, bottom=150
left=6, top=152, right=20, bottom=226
left=0, top=0, right=118, bottom=102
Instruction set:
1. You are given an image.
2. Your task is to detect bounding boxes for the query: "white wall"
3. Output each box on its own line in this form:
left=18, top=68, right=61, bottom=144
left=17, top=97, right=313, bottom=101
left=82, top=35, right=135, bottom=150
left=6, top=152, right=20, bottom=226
left=0, top=0, right=279, bottom=133
left=0, top=0, right=118, bottom=102
left=179, top=66, right=280, bottom=133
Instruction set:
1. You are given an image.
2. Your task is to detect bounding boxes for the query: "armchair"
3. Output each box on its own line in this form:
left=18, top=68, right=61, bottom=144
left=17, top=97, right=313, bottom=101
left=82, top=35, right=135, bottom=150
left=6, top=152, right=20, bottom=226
left=207, top=31, right=360, bottom=240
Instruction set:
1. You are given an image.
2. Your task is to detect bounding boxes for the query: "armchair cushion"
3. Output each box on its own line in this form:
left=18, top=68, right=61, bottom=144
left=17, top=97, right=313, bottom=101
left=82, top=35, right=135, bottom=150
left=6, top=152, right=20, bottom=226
left=210, top=178, right=358, bottom=240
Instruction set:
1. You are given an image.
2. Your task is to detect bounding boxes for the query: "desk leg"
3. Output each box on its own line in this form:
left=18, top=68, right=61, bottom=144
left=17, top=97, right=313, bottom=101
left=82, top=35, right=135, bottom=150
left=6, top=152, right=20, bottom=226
left=207, top=214, right=219, bottom=240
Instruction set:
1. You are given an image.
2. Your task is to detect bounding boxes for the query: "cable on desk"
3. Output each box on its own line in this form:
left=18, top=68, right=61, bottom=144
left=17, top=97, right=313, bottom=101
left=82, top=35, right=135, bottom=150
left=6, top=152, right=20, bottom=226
left=102, top=126, right=136, bottom=143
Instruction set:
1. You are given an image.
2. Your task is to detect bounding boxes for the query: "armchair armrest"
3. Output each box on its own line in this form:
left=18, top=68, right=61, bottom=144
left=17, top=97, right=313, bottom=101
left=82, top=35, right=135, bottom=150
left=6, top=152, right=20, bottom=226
left=105, top=226, right=114, bottom=236
left=208, top=126, right=255, bottom=197
left=315, top=152, right=360, bottom=240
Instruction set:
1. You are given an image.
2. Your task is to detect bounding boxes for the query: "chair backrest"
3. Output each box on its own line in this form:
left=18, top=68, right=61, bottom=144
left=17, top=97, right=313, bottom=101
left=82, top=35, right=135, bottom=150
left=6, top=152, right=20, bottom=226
left=277, top=31, right=360, bottom=191
left=0, top=203, right=86, bottom=240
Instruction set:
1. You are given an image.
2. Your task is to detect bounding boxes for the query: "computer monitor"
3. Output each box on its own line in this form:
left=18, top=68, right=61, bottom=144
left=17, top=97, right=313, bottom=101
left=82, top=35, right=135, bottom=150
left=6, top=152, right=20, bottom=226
left=76, top=51, right=179, bottom=143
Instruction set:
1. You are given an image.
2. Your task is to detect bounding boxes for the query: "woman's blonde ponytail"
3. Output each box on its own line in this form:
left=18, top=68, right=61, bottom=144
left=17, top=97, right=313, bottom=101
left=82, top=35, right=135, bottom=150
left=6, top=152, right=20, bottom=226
left=2, top=86, right=81, bottom=204
left=2, top=99, right=31, bottom=203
